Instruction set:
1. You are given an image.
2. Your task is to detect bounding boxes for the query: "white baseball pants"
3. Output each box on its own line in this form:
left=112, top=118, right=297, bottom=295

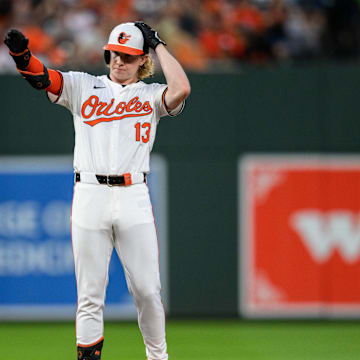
left=71, top=182, right=167, bottom=360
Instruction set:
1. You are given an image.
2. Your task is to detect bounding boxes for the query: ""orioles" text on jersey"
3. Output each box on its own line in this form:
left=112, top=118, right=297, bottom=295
left=81, top=95, right=153, bottom=126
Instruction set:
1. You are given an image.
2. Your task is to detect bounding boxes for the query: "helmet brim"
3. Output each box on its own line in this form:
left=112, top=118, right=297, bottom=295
left=103, top=44, right=144, bottom=55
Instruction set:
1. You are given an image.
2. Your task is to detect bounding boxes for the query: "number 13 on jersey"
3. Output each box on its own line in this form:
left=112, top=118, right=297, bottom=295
left=135, top=122, right=151, bottom=143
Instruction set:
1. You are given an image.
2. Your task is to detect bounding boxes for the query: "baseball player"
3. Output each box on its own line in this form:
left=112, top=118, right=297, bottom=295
left=4, top=21, right=190, bottom=360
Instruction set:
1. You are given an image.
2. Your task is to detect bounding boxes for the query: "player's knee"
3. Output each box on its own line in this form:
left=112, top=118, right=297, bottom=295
left=134, top=291, right=162, bottom=311
left=132, top=280, right=161, bottom=300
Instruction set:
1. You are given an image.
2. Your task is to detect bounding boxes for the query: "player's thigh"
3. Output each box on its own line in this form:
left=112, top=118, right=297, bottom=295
left=114, top=222, right=161, bottom=296
left=71, top=182, right=112, bottom=231
left=72, top=222, right=113, bottom=269
left=71, top=183, right=114, bottom=280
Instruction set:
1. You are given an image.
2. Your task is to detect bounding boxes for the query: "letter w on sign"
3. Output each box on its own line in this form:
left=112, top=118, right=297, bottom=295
left=290, top=210, right=360, bottom=263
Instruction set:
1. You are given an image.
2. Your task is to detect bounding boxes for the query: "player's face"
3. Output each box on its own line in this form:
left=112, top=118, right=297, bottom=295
left=109, top=51, right=147, bottom=85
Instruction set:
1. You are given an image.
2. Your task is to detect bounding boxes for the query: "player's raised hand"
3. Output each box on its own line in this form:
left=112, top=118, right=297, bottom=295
left=134, top=21, right=166, bottom=50
left=4, top=29, right=29, bottom=53
left=4, top=29, right=31, bottom=70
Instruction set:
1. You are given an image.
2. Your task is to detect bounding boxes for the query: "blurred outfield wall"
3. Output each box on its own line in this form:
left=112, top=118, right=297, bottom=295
left=1, top=63, right=360, bottom=318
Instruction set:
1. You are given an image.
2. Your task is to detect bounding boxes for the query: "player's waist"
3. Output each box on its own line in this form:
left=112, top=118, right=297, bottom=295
left=75, top=171, right=146, bottom=186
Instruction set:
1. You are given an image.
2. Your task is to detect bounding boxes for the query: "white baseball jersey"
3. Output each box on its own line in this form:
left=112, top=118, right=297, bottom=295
left=47, top=72, right=184, bottom=175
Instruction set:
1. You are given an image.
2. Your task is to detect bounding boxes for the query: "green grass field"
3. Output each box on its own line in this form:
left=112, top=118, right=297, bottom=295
left=2, top=319, right=360, bottom=360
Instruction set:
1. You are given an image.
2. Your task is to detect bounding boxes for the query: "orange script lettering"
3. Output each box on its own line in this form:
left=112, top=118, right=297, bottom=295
left=81, top=95, right=153, bottom=126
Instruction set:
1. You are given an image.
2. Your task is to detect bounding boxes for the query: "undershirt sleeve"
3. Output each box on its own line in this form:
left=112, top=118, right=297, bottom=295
left=153, top=84, right=185, bottom=119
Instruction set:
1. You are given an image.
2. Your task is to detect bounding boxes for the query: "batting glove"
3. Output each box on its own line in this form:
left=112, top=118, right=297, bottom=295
left=4, top=29, right=29, bottom=53
left=134, top=21, right=166, bottom=50
left=4, top=29, right=31, bottom=70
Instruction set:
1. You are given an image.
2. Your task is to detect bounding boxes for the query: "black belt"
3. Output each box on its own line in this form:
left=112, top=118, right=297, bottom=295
left=75, top=172, right=145, bottom=186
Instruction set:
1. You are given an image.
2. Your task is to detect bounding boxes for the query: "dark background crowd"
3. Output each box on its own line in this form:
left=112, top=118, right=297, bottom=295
left=1, top=0, right=360, bottom=72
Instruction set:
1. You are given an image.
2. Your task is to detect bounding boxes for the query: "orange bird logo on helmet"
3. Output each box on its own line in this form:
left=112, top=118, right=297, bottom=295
left=118, top=32, right=131, bottom=44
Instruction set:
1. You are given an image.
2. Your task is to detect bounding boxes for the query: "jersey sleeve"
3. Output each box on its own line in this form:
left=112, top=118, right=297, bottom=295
left=152, top=83, right=185, bottom=119
left=46, top=71, right=92, bottom=113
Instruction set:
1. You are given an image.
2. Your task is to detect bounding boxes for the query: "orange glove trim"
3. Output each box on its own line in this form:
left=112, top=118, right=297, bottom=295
left=9, top=48, right=30, bottom=56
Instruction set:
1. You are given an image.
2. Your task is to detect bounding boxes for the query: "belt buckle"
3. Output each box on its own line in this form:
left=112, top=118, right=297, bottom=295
left=106, top=176, right=113, bottom=187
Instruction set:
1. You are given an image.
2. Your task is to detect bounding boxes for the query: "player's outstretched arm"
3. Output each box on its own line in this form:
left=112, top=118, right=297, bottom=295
left=4, top=29, right=62, bottom=95
left=135, top=22, right=190, bottom=111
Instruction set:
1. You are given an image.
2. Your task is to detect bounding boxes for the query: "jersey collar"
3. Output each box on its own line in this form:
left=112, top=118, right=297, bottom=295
left=106, top=74, right=141, bottom=87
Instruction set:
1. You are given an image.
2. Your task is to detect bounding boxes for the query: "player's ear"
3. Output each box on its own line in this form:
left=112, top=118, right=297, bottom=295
left=140, top=54, right=148, bottom=66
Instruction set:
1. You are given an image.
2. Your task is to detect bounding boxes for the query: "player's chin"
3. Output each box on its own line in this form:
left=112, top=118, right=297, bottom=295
left=110, top=68, right=124, bottom=78
left=111, top=69, right=127, bottom=80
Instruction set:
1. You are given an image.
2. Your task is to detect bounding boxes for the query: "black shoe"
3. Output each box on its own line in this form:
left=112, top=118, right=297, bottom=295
left=77, top=339, right=103, bottom=360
